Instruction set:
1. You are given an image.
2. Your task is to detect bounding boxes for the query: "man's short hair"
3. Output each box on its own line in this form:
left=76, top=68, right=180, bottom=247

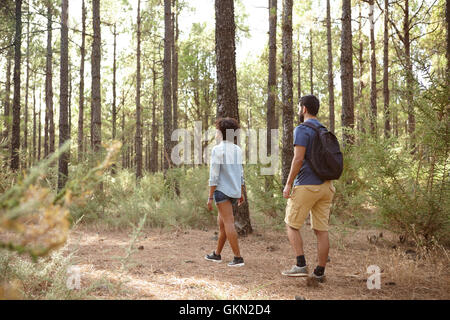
left=215, top=117, right=240, bottom=141
left=299, top=95, right=320, bottom=116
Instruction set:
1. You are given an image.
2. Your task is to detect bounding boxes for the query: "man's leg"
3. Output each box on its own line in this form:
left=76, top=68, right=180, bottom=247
left=215, top=215, right=227, bottom=255
left=217, top=200, right=241, bottom=258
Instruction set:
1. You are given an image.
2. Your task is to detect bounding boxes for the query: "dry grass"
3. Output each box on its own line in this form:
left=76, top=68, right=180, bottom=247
left=59, top=224, right=450, bottom=300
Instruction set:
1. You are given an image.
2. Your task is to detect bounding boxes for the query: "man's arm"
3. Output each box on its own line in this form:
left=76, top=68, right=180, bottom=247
left=283, top=145, right=306, bottom=198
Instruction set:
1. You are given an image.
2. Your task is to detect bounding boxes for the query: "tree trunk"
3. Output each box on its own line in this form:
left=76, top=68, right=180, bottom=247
left=163, top=0, right=173, bottom=172
left=3, top=43, right=12, bottom=146
left=447, top=0, right=450, bottom=76
left=91, top=0, right=102, bottom=152
left=309, top=28, right=313, bottom=95
left=150, top=65, right=158, bottom=173
left=215, top=0, right=252, bottom=236
left=369, top=0, right=377, bottom=136
left=45, top=2, right=55, bottom=157
left=356, top=1, right=365, bottom=135
left=78, top=0, right=86, bottom=162
left=112, top=23, right=117, bottom=141
left=32, top=80, right=36, bottom=163
left=24, top=2, right=30, bottom=164
left=267, top=0, right=277, bottom=156
left=281, top=0, right=294, bottom=187
left=10, top=0, right=22, bottom=170
left=326, top=0, right=335, bottom=133
left=340, top=0, right=355, bottom=146
left=404, top=0, right=415, bottom=143
left=172, top=0, right=179, bottom=132
left=58, top=0, right=69, bottom=191
left=383, top=0, right=391, bottom=138
left=38, top=89, right=42, bottom=160
left=136, top=0, right=143, bottom=180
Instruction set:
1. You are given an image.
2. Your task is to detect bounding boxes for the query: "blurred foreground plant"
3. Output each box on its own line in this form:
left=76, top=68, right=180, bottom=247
left=0, top=141, right=122, bottom=261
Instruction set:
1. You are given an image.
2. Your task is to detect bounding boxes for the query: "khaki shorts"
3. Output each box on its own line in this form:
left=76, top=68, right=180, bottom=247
left=284, top=181, right=335, bottom=231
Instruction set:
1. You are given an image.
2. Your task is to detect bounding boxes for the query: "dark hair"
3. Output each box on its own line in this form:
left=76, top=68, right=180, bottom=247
left=215, top=117, right=240, bottom=141
left=299, top=94, right=320, bottom=116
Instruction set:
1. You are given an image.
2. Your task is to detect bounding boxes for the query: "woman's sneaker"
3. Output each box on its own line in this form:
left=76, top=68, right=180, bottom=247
left=205, top=251, right=222, bottom=263
left=281, top=265, right=309, bottom=277
left=228, top=256, right=244, bottom=267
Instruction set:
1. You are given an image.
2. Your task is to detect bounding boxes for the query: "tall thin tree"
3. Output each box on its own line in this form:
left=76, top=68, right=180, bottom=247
left=266, top=0, right=277, bottom=190
left=45, top=1, right=55, bottom=157
left=163, top=0, right=173, bottom=172
left=383, top=0, right=391, bottom=137
left=77, top=0, right=86, bottom=161
left=91, top=0, right=102, bottom=152
left=58, top=0, right=69, bottom=190
left=135, top=0, right=143, bottom=179
left=326, top=0, right=335, bottom=133
left=340, top=0, right=355, bottom=146
left=281, top=0, right=293, bottom=187
left=215, top=0, right=252, bottom=235
left=369, top=0, right=377, bottom=136
left=10, top=0, right=22, bottom=170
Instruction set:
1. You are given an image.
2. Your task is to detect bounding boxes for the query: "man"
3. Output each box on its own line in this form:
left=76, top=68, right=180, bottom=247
left=281, top=95, right=336, bottom=285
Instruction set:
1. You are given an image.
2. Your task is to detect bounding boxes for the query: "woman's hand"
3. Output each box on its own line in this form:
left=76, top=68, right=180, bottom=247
left=207, top=198, right=213, bottom=211
left=238, top=195, right=245, bottom=206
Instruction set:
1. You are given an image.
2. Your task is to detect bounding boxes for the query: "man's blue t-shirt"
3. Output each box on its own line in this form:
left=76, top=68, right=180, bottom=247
left=293, top=118, right=325, bottom=186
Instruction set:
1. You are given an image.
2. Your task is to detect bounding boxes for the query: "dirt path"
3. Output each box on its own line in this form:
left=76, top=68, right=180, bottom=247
left=66, top=225, right=450, bottom=300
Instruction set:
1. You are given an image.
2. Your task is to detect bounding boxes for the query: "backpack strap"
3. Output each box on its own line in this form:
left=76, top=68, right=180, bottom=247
left=300, top=121, right=325, bottom=134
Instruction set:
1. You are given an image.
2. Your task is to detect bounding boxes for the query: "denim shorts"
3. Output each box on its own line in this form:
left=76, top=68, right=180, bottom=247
left=214, top=190, right=238, bottom=205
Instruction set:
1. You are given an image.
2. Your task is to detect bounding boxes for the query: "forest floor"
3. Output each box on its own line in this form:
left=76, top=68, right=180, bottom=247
left=65, top=224, right=450, bottom=300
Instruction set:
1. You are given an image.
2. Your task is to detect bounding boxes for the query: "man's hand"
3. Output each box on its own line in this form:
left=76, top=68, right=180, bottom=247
left=238, top=195, right=245, bottom=206
left=283, top=185, right=292, bottom=199
left=207, top=198, right=213, bottom=211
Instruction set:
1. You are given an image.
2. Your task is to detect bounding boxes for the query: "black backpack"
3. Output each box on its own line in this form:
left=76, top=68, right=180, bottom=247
left=300, top=122, right=343, bottom=180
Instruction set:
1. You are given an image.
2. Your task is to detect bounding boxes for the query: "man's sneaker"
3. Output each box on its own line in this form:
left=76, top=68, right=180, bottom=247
left=281, top=265, right=309, bottom=277
left=306, top=273, right=326, bottom=287
left=228, top=257, right=244, bottom=267
left=205, top=251, right=222, bottom=263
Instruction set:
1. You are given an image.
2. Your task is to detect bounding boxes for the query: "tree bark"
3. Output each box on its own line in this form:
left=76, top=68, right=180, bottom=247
left=24, top=2, right=30, bottom=163
left=326, top=0, right=335, bottom=133
left=32, top=79, right=36, bottom=163
left=112, top=23, right=117, bottom=141
left=340, top=0, right=355, bottom=146
left=404, top=0, right=415, bottom=143
left=267, top=0, right=277, bottom=156
left=163, top=0, right=173, bottom=172
left=11, top=0, right=22, bottom=170
left=135, top=0, right=143, bottom=180
left=383, top=0, right=391, bottom=138
left=369, top=0, right=377, bottom=136
left=309, top=28, right=314, bottom=95
left=281, top=0, right=294, bottom=187
left=91, top=0, right=102, bottom=152
left=172, top=0, right=179, bottom=132
left=3, top=43, right=12, bottom=146
left=447, top=0, right=450, bottom=76
left=150, top=64, right=158, bottom=173
left=78, top=0, right=86, bottom=162
left=215, top=0, right=252, bottom=236
left=58, top=0, right=69, bottom=190
left=45, top=2, right=55, bottom=157
left=356, top=1, right=365, bottom=135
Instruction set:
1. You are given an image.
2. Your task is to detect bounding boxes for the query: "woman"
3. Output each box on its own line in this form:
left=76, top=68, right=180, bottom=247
left=205, top=117, right=245, bottom=267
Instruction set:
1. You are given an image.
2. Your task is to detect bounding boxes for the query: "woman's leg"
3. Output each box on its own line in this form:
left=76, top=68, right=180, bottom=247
left=215, top=215, right=227, bottom=255
left=217, top=200, right=241, bottom=257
